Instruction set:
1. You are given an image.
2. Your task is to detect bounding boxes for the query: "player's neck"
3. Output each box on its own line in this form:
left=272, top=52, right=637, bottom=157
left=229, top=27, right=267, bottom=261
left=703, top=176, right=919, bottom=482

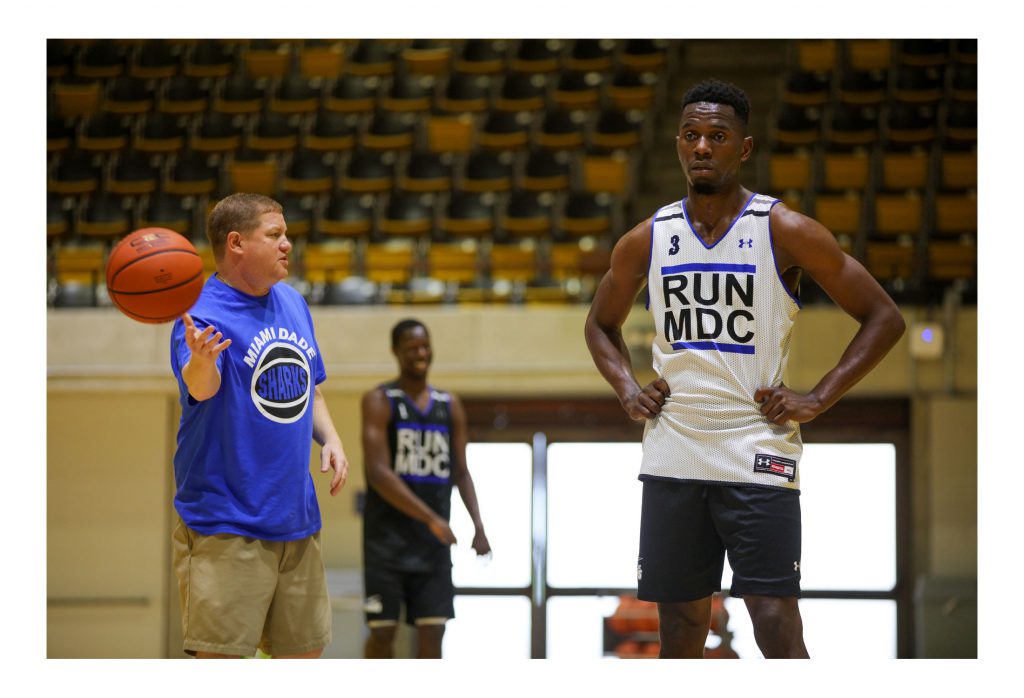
left=684, top=186, right=751, bottom=236
left=396, top=374, right=429, bottom=397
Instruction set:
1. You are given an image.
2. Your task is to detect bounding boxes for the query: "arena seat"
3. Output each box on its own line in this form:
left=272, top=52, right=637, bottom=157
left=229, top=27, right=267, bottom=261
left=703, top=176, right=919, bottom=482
left=401, top=40, right=453, bottom=76
left=511, top=39, right=562, bottom=74
left=107, top=151, right=159, bottom=196
left=104, top=77, right=155, bottom=115
left=305, top=110, right=357, bottom=153
left=298, top=40, right=345, bottom=79
left=320, top=192, right=375, bottom=240
left=399, top=152, right=452, bottom=194
left=139, top=193, right=192, bottom=235
left=269, top=75, right=321, bottom=116
left=325, top=74, right=378, bottom=115
left=184, top=40, right=234, bottom=79
left=440, top=192, right=495, bottom=239
left=165, top=150, right=220, bottom=197
left=379, top=191, right=434, bottom=238
left=477, top=111, right=531, bottom=152
left=565, top=39, right=615, bottom=72
left=158, top=76, right=209, bottom=115
left=536, top=110, right=585, bottom=150
left=191, top=111, right=243, bottom=154
left=340, top=150, right=395, bottom=194
left=462, top=151, right=514, bottom=194
left=501, top=190, right=553, bottom=239
left=521, top=150, right=571, bottom=193
left=213, top=75, right=265, bottom=115
left=455, top=39, right=507, bottom=76
left=282, top=149, right=335, bottom=195
left=135, top=112, right=188, bottom=154
left=131, top=40, right=180, bottom=79
left=362, top=111, right=416, bottom=152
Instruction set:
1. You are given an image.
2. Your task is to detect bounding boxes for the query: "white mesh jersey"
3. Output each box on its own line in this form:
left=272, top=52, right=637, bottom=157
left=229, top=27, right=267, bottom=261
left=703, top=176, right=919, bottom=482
left=640, top=193, right=804, bottom=491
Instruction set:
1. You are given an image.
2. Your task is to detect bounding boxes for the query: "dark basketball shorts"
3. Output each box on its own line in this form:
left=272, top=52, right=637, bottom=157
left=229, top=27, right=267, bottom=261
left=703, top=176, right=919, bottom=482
left=363, top=564, right=455, bottom=627
left=637, top=478, right=802, bottom=602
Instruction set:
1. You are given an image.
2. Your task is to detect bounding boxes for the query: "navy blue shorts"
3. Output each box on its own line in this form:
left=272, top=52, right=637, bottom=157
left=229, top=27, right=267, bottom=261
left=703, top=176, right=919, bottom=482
left=363, top=564, right=455, bottom=627
left=637, top=478, right=802, bottom=602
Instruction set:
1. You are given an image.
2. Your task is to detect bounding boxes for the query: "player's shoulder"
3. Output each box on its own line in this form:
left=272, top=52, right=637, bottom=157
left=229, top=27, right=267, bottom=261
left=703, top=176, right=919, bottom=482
left=430, top=386, right=454, bottom=403
left=768, top=198, right=823, bottom=237
left=652, top=200, right=684, bottom=221
left=362, top=383, right=393, bottom=405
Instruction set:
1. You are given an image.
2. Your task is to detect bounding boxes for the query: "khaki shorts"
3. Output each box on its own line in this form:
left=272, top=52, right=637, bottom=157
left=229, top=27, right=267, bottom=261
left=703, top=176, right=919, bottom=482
left=172, top=519, right=332, bottom=657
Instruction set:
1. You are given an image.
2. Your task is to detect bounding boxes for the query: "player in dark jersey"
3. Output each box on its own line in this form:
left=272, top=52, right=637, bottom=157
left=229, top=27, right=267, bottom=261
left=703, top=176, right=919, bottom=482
left=360, top=319, right=491, bottom=658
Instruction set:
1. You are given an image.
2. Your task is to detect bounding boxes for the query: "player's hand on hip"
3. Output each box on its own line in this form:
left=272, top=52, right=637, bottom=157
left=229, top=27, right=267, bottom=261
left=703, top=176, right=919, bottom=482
left=623, top=377, right=671, bottom=420
left=754, top=384, right=823, bottom=425
left=182, top=312, right=231, bottom=363
left=428, top=516, right=457, bottom=546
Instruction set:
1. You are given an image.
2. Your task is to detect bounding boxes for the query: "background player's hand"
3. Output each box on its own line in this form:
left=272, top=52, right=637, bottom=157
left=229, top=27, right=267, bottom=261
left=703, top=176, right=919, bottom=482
left=182, top=312, right=231, bottom=365
left=428, top=516, right=457, bottom=546
left=622, top=377, right=670, bottom=420
left=754, top=384, right=823, bottom=425
left=471, top=528, right=491, bottom=557
left=320, top=442, right=349, bottom=496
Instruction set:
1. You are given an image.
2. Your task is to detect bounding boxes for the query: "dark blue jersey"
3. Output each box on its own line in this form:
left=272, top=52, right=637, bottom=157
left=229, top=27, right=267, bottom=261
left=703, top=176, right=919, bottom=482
left=362, top=382, right=455, bottom=572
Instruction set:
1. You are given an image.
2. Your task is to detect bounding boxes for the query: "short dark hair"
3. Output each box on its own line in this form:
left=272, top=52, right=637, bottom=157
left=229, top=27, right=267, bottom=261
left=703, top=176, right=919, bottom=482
left=680, top=79, right=750, bottom=126
left=207, top=193, right=283, bottom=259
left=391, top=318, right=427, bottom=348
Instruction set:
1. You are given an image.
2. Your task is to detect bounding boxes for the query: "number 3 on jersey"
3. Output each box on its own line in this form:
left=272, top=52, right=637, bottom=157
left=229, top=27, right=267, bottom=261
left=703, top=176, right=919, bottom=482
left=668, top=235, right=680, bottom=256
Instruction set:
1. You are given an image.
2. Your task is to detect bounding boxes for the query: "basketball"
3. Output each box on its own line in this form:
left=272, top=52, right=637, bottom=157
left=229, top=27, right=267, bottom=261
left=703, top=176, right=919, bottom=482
left=105, top=228, right=204, bottom=324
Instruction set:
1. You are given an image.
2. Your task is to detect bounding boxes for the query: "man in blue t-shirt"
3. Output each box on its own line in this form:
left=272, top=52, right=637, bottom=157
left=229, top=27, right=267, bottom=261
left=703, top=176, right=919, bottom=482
left=169, top=192, right=350, bottom=658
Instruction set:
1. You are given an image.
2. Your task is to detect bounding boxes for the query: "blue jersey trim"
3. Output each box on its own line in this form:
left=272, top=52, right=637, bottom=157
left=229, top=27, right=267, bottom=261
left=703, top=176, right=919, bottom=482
left=661, top=262, right=757, bottom=274
left=400, top=474, right=452, bottom=485
left=671, top=341, right=756, bottom=354
left=766, top=199, right=803, bottom=309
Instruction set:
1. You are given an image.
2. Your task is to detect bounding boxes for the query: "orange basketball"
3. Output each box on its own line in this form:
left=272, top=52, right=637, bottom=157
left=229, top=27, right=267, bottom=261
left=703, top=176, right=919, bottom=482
left=105, top=228, right=204, bottom=324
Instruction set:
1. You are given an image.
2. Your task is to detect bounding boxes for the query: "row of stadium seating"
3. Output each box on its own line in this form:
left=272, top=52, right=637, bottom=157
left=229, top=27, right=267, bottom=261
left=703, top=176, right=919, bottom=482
left=760, top=39, right=976, bottom=302
left=47, top=39, right=670, bottom=307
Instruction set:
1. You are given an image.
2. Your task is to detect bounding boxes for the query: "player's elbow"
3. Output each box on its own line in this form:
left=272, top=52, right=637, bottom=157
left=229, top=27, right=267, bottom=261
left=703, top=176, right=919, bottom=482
left=875, top=304, right=906, bottom=348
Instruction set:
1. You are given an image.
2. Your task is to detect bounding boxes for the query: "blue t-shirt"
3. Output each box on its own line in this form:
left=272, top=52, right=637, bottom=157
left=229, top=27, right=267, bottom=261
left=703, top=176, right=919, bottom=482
left=170, top=275, right=327, bottom=541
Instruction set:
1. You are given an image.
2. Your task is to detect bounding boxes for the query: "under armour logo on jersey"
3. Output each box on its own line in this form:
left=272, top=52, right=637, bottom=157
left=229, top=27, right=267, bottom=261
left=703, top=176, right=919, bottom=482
left=397, top=403, right=408, bottom=420
left=793, top=561, right=800, bottom=572
left=739, top=238, right=753, bottom=248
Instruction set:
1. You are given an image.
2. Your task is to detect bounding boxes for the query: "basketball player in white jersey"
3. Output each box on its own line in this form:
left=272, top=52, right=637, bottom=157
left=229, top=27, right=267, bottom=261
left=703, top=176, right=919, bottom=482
left=584, top=79, right=905, bottom=658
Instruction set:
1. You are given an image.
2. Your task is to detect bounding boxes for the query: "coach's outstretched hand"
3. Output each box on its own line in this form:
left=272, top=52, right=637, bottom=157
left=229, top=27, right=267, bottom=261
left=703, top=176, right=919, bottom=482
left=181, top=313, right=232, bottom=401
left=182, top=312, right=232, bottom=364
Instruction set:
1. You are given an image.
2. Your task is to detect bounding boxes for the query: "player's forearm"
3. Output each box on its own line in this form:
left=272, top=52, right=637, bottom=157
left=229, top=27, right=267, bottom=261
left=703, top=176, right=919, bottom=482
left=585, top=321, right=642, bottom=404
left=808, top=306, right=905, bottom=412
left=312, top=389, right=342, bottom=448
left=453, top=471, right=485, bottom=530
left=367, top=467, right=442, bottom=525
left=181, top=358, right=221, bottom=401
